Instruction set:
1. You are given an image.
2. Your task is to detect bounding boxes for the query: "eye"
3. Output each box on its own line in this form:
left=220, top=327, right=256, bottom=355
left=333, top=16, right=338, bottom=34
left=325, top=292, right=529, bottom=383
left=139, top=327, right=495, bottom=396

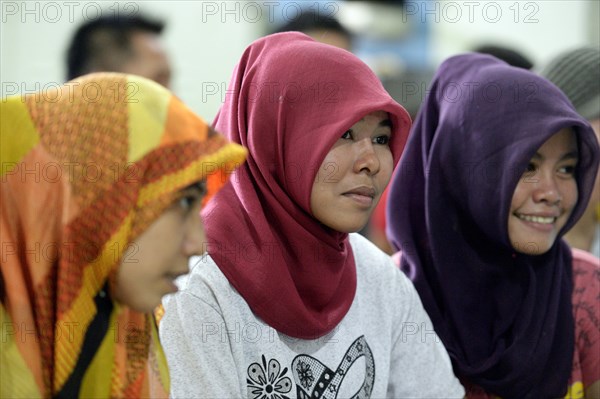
left=175, top=181, right=207, bottom=212
left=341, top=130, right=352, bottom=140
left=525, top=162, right=536, bottom=173
left=373, top=135, right=390, bottom=145
left=558, top=164, right=577, bottom=177
left=178, top=194, right=201, bottom=211
left=522, top=162, right=537, bottom=180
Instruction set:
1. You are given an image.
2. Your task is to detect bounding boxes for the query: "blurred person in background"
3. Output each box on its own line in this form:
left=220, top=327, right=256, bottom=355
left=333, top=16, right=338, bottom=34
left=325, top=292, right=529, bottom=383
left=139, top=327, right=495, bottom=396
left=272, top=9, right=353, bottom=52
left=541, top=47, right=600, bottom=257
left=66, top=14, right=172, bottom=88
left=473, top=44, right=534, bottom=70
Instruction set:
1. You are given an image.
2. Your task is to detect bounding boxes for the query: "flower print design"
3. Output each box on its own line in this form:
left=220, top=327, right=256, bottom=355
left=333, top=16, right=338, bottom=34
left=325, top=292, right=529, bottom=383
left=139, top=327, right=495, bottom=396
left=296, top=360, right=314, bottom=389
left=292, top=335, right=375, bottom=397
left=247, top=355, right=292, bottom=399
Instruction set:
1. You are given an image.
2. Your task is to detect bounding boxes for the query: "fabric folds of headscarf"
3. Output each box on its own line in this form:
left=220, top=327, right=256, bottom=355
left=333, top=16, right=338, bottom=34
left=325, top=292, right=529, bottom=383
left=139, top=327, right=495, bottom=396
left=386, top=54, right=600, bottom=398
left=0, top=73, right=246, bottom=398
left=204, top=32, right=411, bottom=339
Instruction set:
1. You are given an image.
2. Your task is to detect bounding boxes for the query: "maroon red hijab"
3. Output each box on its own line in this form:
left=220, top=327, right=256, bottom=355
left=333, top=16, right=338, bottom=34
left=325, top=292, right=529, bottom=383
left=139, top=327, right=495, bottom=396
left=203, top=32, right=411, bottom=338
left=386, top=54, right=600, bottom=397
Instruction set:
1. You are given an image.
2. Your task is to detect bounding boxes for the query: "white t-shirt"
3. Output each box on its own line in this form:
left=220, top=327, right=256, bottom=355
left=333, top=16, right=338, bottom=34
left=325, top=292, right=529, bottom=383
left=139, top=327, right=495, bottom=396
left=160, top=233, right=464, bottom=398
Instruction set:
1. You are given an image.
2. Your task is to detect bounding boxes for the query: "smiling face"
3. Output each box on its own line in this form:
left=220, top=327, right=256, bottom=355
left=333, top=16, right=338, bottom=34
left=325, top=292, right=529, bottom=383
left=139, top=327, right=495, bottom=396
left=508, top=128, right=579, bottom=255
left=114, top=182, right=206, bottom=312
left=310, top=111, right=394, bottom=233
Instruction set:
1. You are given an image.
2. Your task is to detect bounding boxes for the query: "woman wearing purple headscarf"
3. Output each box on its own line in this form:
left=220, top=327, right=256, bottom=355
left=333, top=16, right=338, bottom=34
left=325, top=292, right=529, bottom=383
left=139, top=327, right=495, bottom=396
left=386, top=53, right=600, bottom=398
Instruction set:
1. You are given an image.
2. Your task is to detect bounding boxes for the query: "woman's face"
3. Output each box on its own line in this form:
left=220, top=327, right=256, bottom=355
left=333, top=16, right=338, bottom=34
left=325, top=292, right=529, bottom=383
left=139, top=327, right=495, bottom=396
left=508, top=128, right=579, bottom=255
left=310, top=111, right=394, bottom=233
left=115, top=183, right=206, bottom=312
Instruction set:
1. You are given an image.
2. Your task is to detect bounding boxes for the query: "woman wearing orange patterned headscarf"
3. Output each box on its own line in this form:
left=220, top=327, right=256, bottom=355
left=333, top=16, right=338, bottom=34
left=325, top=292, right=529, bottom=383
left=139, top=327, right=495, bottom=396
left=0, top=73, right=246, bottom=398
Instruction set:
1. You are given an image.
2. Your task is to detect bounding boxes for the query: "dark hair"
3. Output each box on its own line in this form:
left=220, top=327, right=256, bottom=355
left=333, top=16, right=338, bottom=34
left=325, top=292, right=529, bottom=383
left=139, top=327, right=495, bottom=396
left=272, top=10, right=351, bottom=39
left=66, top=14, right=165, bottom=81
left=473, top=45, right=534, bottom=70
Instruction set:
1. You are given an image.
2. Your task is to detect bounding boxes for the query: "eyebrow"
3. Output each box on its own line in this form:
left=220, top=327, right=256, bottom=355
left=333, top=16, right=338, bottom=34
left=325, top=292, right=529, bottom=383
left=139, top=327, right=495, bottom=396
left=379, top=119, right=393, bottom=128
left=180, top=180, right=207, bottom=194
left=350, top=118, right=393, bottom=131
left=531, top=150, right=579, bottom=161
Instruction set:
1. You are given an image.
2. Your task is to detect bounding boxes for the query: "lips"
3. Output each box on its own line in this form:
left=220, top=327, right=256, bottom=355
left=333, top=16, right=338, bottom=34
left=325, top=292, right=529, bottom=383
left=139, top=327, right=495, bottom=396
left=165, top=280, right=179, bottom=294
left=515, top=212, right=559, bottom=224
left=514, top=212, right=560, bottom=232
left=516, top=213, right=557, bottom=224
left=342, top=186, right=376, bottom=207
left=343, top=186, right=376, bottom=198
left=164, top=273, right=186, bottom=293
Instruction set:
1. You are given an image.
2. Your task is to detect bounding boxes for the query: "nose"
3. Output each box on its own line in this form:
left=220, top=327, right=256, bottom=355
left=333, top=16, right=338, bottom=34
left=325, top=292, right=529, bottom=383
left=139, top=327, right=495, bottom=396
left=532, top=172, right=562, bottom=205
left=181, top=212, right=207, bottom=257
left=353, top=138, right=380, bottom=175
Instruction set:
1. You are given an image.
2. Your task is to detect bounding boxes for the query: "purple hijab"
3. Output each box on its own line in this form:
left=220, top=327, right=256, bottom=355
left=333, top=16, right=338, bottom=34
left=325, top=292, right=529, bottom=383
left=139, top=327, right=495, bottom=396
left=386, top=54, right=599, bottom=398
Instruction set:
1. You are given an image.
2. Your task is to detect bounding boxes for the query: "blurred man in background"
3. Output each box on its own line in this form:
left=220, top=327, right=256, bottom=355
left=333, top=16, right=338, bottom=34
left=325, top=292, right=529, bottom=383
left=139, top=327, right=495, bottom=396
left=473, top=44, right=534, bottom=70
left=272, top=10, right=353, bottom=52
left=66, top=14, right=172, bottom=88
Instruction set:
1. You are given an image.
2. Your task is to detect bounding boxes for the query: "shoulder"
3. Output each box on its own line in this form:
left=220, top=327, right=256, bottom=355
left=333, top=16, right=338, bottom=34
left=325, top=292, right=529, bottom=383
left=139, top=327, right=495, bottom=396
left=349, top=233, right=398, bottom=276
left=571, top=248, right=600, bottom=274
left=181, top=254, right=229, bottom=293
left=570, top=248, right=599, bottom=345
left=569, top=249, right=600, bottom=389
left=571, top=248, right=599, bottom=294
left=163, top=253, right=241, bottom=313
left=349, top=233, right=393, bottom=261
left=349, top=233, right=416, bottom=298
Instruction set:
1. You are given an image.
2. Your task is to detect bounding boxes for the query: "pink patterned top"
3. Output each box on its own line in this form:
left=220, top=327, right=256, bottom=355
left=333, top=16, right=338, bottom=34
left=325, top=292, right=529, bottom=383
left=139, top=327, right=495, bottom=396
left=393, top=248, right=600, bottom=398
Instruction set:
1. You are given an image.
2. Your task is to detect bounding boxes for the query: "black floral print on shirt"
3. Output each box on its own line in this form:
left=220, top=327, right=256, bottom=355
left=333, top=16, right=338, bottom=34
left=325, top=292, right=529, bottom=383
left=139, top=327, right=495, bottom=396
left=246, top=335, right=375, bottom=398
left=247, top=355, right=292, bottom=399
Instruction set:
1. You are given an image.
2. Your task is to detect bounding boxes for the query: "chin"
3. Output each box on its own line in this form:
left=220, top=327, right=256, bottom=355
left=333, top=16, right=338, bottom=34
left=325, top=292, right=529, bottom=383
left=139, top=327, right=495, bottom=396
left=128, top=299, right=159, bottom=314
left=349, top=224, right=368, bottom=233
left=513, top=241, right=553, bottom=256
left=517, top=248, right=544, bottom=256
left=329, top=221, right=368, bottom=234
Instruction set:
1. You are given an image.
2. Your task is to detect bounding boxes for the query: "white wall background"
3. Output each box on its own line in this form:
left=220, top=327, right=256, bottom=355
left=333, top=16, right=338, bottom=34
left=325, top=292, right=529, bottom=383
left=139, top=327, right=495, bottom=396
left=1, top=1, right=267, bottom=121
left=1, top=0, right=598, bottom=121
left=430, top=0, right=599, bottom=68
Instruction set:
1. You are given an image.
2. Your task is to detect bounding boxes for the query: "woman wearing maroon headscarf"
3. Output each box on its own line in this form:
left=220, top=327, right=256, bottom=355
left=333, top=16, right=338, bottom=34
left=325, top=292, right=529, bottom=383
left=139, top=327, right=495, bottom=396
left=159, top=33, right=464, bottom=397
left=386, top=53, right=600, bottom=398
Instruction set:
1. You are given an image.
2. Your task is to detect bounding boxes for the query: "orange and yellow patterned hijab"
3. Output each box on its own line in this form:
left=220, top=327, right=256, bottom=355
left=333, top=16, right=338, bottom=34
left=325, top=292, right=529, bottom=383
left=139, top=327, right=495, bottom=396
left=0, top=73, right=246, bottom=398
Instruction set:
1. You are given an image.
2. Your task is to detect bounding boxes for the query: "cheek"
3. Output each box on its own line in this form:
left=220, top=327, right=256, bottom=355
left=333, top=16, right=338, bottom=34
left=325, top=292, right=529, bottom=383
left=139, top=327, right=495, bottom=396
left=115, top=255, right=144, bottom=305
left=510, top=181, right=528, bottom=211
left=377, top=150, right=394, bottom=185
left=310, top=150, right=342, bottom=215
left=119, top=244, right=141, bottom=277
left=310, top=174, right=331, bottom=216
left=563, top=180, right=579, bottom=211
left=318, top=147, right=346, bottom=183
